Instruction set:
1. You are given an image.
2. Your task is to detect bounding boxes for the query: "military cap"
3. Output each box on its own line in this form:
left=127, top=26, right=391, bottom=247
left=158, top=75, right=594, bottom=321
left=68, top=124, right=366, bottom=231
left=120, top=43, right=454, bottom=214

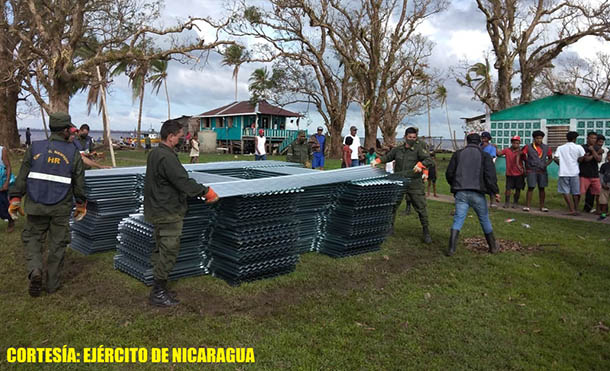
left=49, top=112, right=74, bottom=131
left=298, top=130, right=307, bottom=136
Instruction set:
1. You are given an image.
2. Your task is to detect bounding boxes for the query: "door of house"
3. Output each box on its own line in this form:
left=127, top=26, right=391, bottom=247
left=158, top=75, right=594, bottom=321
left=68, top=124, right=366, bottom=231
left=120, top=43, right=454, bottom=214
left=547, top=125, right=569, bottom=150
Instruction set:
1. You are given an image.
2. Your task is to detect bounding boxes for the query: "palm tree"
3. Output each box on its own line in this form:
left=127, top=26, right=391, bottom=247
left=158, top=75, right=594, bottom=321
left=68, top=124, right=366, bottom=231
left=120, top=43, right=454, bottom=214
left=468, top=58, right=494, bottom=112
left=248, top=67, right=273, bottom=104
left=148, top=58, right=171, bottom=119
left=435, top=85, right=456, bottom=150
left=221, top=45, right=248, bottom=102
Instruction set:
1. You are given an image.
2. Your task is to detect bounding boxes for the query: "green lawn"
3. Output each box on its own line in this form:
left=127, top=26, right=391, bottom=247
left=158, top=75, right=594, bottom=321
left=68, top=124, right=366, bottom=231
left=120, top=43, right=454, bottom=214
left=0, top=149, right=609, bottom=369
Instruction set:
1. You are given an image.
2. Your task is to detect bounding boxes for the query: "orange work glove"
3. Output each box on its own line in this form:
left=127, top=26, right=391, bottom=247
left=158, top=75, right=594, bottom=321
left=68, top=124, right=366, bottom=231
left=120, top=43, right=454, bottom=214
left=203, top=187, right=219, bottom=204
left=413, top=161, right=425, bottom=173
left=73, top=201, right=88, bottom=222
left=371, top=158, right=382, bottom=167
left=422, top=168, right=429, bottom=181
left=8, top=197, right=24, bottom=219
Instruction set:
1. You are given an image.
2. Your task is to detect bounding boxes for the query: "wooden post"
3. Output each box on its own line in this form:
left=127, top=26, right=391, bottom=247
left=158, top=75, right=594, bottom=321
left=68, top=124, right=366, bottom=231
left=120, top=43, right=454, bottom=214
left=96, top=66, right=116, bottom=167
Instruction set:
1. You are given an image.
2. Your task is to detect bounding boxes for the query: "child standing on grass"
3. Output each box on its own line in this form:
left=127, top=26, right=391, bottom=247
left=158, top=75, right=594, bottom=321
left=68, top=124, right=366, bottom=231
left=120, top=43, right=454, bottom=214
left=426, top=152, right=438, bottom=197
left=598, top=155, right=610, bottom=220
left=342, top=137, right=353, bottom=168
left=365, top=147, right=377, bottom=165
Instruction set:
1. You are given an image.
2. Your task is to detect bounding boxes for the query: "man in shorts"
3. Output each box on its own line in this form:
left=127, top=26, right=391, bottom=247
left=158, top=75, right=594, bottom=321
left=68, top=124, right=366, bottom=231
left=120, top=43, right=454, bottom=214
left=497, top=136, right=525, bottom=208
left=522, top=130, right=553, bottom=212
left=554, top=131, right=585, bottom=215
left=577, top=132, right=602, bottom=211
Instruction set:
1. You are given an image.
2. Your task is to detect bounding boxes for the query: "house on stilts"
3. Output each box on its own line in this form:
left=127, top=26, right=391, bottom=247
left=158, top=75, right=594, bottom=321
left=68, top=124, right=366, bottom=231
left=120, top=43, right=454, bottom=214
left=194, top=100, right=304, bottom=154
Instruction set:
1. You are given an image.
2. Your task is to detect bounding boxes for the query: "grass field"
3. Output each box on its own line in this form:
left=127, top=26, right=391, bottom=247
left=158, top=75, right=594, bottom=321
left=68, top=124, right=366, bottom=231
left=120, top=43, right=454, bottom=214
left=0, top=149, right=609, bottom=369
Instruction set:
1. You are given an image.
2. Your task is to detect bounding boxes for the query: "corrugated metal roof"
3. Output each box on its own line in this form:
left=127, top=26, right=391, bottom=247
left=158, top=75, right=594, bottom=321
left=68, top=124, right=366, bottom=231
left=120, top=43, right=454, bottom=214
left=196, top=100, right=301, bottom=118
left=491, top=94, right=610, bottom=121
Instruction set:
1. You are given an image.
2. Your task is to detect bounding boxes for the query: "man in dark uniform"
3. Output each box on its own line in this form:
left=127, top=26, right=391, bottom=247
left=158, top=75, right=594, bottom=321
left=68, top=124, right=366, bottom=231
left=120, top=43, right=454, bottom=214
left=287, top=130, right=312, bottom=168
left=8, top=112, right=87, bottom=297
left=373, top=127, right=434, bottom=243
left=74, top=124, right=109, bottom=170
left=144, top=134, right=152, bottom=153
left=144, top=119, right=219, bottom=307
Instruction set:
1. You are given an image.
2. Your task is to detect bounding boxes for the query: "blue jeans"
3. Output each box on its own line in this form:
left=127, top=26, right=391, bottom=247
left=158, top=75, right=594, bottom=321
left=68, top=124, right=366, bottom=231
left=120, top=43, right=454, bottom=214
left=351, top=159, right=359, bottom=167
left=255, top=154, right=267, bottom=161
left=452, top=191, right=493, bottom=234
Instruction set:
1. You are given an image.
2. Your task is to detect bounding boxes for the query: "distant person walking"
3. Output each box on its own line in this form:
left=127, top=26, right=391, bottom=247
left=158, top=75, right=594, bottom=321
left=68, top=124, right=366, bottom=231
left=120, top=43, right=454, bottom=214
left=343, top=126, right=361, bottom=167
left=554, top=131, right=585, bottom=215
left=189, top=133, right=200, bottom=163
left=497, top=136, right=525, bottom=208
left=445, top=133, right=500, bottom=256
left=25, top=128, right=31, bottom=147
left=144, top=134, right=152, bottom=153
left=522, top=131, right=553, bottom=212
left=254, top=129, right=267, bottom=161
left=577, top=132, right=602, bottom=212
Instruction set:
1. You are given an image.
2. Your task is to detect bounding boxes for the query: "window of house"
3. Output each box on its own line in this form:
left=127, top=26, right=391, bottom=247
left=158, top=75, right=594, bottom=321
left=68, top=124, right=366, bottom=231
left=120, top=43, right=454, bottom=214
left=217, top=118, right=224, bottom=128
left=227, top=117, right=233, bottom=128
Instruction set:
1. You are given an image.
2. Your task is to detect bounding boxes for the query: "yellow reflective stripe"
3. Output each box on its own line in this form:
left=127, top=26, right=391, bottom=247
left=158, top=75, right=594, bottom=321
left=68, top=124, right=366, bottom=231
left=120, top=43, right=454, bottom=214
left=28, top=171, right=72, bottom=184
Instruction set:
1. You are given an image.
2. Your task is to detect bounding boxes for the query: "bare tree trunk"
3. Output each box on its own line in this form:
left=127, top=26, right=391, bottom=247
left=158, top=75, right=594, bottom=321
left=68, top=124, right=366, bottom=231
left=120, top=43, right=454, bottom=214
left=35, top=77, right=49, bottom=139
left=328, top=119, right=345, bottom=159
left=136, top=83, right=144, bottom=148
left=234, top=76, right=238, bottom=102
left=96, top=66, right=115, bottom=166
left=164, top=79, right=171, bottom=119
left=519, top=73, right=535, bottom=104
left=363, top=109, right=380, bottom=151
left=0, top=86, right=20, bottom=148
left=49, top=88, right=71, bottom=113
left=496, top=65, right=513, bottom=110
left=444, top=103, right=455, bottom=150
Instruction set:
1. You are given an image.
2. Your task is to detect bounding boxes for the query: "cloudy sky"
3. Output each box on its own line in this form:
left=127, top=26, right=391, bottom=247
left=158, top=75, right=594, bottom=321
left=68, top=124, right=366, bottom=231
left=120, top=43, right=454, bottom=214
left=18, top=0, right=610, bottom=139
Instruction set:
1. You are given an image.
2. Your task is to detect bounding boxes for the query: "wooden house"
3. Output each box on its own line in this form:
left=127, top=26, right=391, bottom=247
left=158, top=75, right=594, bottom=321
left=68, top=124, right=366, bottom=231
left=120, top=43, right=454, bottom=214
left=194, top=100, right=303, bottom=154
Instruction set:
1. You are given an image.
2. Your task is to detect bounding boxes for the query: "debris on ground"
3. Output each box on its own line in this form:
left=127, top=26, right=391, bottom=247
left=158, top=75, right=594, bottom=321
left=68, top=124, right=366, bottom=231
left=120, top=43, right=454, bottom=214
left=463, top=237, right=540, bottom=253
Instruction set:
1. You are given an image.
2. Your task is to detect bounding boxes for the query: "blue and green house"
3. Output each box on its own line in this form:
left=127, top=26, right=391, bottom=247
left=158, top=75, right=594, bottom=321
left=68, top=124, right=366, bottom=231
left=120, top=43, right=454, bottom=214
left=484, top=93, right=610, bottom=178
left=195, top=100, right=303, bottom=154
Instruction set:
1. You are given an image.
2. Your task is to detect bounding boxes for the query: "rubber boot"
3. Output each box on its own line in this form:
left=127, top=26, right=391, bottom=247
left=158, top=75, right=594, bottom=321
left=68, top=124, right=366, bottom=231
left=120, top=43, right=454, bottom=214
left=446, top=229, right=460, bottom=256
left=485, top=232, right=499, bottom=254
left=422, top=226, right=432, bottom=244
left=29, top=268, right=43, bottom=297
left=149, top=280, right=179, bottom=307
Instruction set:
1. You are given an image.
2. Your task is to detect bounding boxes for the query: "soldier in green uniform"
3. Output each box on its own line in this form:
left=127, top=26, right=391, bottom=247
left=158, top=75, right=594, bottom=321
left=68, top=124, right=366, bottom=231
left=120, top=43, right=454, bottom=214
left=373, top=127, right=434, bottom=243
left=8, top=112, right=87, bottom=297
left=287, top=131, right=312, bottom=168
left=144, top=119, right=219, bottom=307
left=403, top=127, right=430, bottom=215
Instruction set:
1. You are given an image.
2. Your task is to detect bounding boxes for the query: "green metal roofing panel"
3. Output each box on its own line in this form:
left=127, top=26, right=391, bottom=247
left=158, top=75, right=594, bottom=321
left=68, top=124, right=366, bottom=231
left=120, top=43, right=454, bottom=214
left=490, top=94, right=610, bottom=121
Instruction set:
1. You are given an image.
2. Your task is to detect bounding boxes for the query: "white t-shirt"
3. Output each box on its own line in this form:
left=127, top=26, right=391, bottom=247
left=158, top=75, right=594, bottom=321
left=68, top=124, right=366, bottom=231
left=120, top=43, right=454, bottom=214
left=189, top=139, right=199, bottom=157
left=599, top=146, right=608, bottom=170
left=256, top=136, right=266, bottom=155
left=343, top=134, right=361, bottom=160
left=555, top=142, right=585, bottom=177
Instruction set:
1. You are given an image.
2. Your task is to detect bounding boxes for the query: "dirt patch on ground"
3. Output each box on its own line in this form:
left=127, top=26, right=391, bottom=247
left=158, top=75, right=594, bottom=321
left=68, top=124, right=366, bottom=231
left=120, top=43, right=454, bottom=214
left=463, top=237, right=545, bottom=254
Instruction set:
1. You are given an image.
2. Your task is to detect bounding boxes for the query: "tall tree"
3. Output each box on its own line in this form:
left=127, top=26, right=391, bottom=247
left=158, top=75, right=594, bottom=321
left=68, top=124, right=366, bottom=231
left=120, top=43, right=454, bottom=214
left=476, top=0, right=610, bottom=108
left=221, top=44, right=248, bottom=102
left=222, top=1, right=355, bottom=158
left=148, top=58, right=171, bottom=120
left=307, top=0, right=446, bottom=149
left=456, top=58, right=496, bottom=112
left=435, top=84, right=456, bottom=150
left=10, top=0, right=234, bottom=123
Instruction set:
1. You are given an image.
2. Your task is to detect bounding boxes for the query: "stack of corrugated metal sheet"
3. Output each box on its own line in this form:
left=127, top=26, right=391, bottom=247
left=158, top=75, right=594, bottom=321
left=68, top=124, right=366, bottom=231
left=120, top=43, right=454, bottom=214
left=113, top=197, right=217, bottom=285
left=70, top=168, right=145, bottom=254
left=206, top=190, right=303, bottom=286
left=317, top=179, right=404, bottom=257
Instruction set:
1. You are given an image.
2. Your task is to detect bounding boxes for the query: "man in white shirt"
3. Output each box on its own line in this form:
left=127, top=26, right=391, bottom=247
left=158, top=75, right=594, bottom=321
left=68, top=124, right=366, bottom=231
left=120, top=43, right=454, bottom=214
left=554, top=131, right=586, bottom=215
left=598, top=134, right=607, bottom=169
left=254, top=129, right=267, bottom=161
left=343, top=126, right=361, bottom=167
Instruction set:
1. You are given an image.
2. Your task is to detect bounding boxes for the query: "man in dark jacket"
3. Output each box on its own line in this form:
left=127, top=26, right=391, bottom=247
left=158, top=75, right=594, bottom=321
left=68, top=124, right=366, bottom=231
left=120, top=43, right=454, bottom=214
left=144, top=119, right=219, bottom=307
left=9, top=113, right=86, bottom=296
left=445, top=133, right=500, bottom=256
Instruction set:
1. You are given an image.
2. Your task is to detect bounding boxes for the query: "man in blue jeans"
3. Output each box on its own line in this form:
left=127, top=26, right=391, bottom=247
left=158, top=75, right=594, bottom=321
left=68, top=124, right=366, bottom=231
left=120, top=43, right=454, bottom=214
left=445, top=133, right=500, bottom=256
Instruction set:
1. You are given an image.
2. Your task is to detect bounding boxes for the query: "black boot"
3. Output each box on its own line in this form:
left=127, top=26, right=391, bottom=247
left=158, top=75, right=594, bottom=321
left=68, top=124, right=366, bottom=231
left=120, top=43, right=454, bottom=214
left=149, top=280, right=179, bottom=307
left=422, top=226, right=432, bottom=244
left=28, top=269, right=43, bottom=297
left=485, top=232, right=499, bottom=254
left=446, top=229, right=459, bottom=256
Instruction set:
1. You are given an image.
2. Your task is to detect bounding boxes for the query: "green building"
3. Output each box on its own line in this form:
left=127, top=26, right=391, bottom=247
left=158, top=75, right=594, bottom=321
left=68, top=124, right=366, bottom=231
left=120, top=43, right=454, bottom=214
left=489, top=93, right=610, bottom=148
left=487, top=93, right=610, bottom=179
left=195, top=100, right=303, bottom=154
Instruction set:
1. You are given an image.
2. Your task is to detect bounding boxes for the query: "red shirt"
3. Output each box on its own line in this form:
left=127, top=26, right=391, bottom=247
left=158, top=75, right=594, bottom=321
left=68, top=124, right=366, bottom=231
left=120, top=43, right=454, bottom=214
left=342, top=145, right=352, bottom=167
left=502, top=148, right=524, bottom=176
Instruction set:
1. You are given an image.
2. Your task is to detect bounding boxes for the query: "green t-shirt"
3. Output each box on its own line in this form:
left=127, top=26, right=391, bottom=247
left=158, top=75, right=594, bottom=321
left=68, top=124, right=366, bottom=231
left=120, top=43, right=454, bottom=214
left=365, top=152, right=377, bottom=164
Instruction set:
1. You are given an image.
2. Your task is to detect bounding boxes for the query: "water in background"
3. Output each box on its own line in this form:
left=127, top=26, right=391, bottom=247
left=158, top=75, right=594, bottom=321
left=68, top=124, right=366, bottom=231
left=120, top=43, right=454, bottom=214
left=18, top=129, right=136, bottom=144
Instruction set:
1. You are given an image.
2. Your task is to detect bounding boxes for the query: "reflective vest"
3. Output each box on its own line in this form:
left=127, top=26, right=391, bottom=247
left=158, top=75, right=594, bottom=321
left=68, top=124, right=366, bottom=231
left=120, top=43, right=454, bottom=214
left=73, top=136, right=92, bottom=153
left=27, top=139, right=76, bottom=205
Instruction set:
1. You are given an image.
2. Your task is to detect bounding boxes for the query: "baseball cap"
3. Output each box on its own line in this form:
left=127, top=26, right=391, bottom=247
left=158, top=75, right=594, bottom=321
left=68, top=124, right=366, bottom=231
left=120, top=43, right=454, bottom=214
left=481, top=131, right=492, bottom=139
left=317, top=126, right=324, bottom=131
left=511, top=135, right=521, bottom=142
left=350, top=126, right=357, bottom=131
left=258, top=129, right=264, bottom=135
